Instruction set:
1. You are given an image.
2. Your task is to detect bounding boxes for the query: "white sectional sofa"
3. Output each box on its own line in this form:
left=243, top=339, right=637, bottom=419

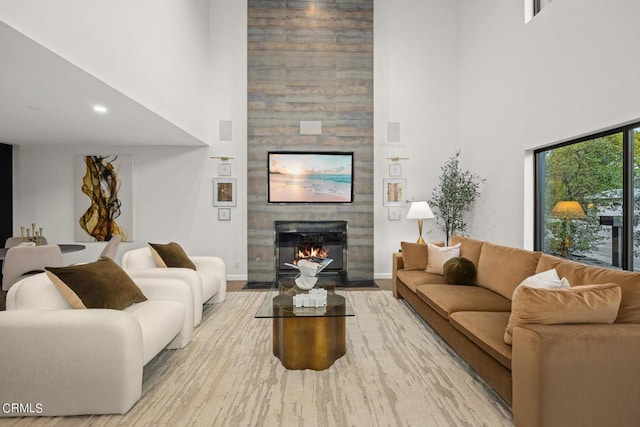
left=0, top=272, right=195, bottom=417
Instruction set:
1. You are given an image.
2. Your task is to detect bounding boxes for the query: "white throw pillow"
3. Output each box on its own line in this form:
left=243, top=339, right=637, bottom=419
left=425, top=243, right=461, bottom=275
left=512, top=268, right=570, bottom=297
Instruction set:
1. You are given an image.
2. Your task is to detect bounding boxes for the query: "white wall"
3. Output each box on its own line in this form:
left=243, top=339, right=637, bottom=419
left=10, top=0, right=248, bottom=278
left=373, top=0, right=460, bottom=277
left=457, top=0, right=640, bottom=248
left=14, top=0, right=640, bottom=279
left=0, top=0, right=211, bottom=142
left=13, top=144, right=248, bottom=279
left=208, top=0, right=248, bottom=278
left=209, top=0, right=247, bottom=160
left=11, top=0, right=460, bottom=279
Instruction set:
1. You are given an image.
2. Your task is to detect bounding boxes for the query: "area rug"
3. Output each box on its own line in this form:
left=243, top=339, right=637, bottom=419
left=9, top=291, right=513, bottom=426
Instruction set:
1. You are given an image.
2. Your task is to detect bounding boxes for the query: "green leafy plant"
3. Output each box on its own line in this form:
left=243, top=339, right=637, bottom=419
left=429, top=151, right=485, bottom=245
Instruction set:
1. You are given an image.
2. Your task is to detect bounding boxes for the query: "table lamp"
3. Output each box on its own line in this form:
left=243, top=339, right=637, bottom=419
left=406, top=201, right=435, bottom=244
left=550, top=200, right=586, bottom=256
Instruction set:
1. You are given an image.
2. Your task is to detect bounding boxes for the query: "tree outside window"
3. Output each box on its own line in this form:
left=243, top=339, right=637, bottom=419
left=536, top=127, right=640, bottom=270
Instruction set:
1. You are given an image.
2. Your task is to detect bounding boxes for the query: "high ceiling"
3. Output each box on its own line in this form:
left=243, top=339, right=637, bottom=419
left=0, top=21, right=207, bottom=147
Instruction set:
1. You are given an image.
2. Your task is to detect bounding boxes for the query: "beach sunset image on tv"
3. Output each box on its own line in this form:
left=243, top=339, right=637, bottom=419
left=268, top=152, right=354, bottom=203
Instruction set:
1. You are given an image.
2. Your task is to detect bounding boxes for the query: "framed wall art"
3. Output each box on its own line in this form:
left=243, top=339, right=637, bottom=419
left=73, top=155, right=133, bottom=241
left=388, top=207, right=402, bottom=221
left=218, top=208, right=231, bottom=221
left=389, top=163, right=402, bottom=177
left=218, top=163, right=232, bottom=176
left=213, top=178, right=237, bottom=207
left=383, top=178, right=407, bottom=207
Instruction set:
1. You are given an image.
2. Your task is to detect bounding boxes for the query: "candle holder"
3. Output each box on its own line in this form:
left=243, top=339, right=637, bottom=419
left=19, top=224, right=44, bottom=245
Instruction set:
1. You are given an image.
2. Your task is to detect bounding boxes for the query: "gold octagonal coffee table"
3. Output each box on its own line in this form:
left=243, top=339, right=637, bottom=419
left=255, top=278, right=355, bottom=370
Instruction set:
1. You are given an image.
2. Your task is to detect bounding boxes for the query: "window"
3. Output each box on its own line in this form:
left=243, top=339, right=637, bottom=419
left=534, top=123, right=640, bottom=271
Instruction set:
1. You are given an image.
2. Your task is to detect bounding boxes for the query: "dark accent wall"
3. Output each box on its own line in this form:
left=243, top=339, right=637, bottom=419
left=0, top=144, right=12, bottom=245
left=247, top=0, right=374, bottom=282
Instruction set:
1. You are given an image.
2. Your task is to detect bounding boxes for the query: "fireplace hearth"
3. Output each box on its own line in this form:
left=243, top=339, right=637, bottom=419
left=275, top=221, right=347, bottom=282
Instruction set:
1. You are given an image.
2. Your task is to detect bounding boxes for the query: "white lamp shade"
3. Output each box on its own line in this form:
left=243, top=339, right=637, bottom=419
left=406, top=201, right=435, bottom=220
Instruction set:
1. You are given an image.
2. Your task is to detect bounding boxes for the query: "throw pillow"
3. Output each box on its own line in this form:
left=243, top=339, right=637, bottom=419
left=511, top=269, right=571, bottom=299
left=425, top=243, right=461, bottom=275
left=443, top=257, right=477, bottom=285
left=45, top=257, right=147, bottom=310
left=400, top=241, right=428, bottom=270
left=504, top=283, right=622, bottom=345
left=148, top=242, right=196, bottom=270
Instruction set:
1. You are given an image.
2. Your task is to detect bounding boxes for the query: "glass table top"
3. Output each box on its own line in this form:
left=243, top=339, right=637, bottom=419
left=255, top=277, right=355, bottom=319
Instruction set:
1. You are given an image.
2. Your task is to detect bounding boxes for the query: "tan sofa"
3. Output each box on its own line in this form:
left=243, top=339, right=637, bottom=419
left=392, top=235, right=640, bottom=427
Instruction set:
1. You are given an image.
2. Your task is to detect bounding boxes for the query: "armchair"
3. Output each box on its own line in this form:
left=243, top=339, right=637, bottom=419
left=0, top=272, right=193, bottom=416
left=122, top=246, right=226, bottom=326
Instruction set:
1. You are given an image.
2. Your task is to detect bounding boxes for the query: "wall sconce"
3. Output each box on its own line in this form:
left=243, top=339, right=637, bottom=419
left=210, top=156, right=234, bottom=176
left=387, top=157, right=409, bottom=177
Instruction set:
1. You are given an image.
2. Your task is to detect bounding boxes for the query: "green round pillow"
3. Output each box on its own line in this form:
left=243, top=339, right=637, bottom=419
left=443, top=257, right=476, bottom=285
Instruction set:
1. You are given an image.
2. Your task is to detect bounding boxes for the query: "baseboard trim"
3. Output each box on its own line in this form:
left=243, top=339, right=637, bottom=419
left=226, top=274, right=248, bottom=281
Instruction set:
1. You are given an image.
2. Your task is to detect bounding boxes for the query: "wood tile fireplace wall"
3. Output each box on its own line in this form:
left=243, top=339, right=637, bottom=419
left=247, top=0, right=374, bottom=283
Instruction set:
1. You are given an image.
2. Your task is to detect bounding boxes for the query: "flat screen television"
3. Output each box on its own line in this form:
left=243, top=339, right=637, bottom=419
left=268, top=151, right=354, bottom=203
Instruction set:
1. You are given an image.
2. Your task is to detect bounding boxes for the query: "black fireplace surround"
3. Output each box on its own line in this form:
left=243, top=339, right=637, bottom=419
left=275, top=220, right=347, bottom=282
left=243, top=220, right=376, bottom=289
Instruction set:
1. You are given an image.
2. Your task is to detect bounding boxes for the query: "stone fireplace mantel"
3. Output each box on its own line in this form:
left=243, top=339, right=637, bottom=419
left=246, top=0, right=374, bottom=283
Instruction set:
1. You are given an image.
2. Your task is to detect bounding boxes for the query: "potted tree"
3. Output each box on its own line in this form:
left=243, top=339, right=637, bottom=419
left=429, top=151, right=485, bottom=245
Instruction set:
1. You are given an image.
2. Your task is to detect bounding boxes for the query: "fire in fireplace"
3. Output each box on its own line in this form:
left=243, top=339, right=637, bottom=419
left=295, top=245, right=329, bottom=263
left=274, top=221, right=347, bottom=281
left=293, top=232, right=332, bottom=263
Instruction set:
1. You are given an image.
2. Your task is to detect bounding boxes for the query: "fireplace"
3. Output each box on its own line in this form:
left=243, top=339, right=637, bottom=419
left=275, top=221, right=347, bottom=282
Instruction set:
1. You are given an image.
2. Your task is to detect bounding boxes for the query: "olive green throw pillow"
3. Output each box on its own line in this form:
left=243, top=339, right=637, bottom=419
left=148, top=242, right=196, bottom=270
left=45, top=257, right=147, bottom=310
left=443, top=257, right=477, bottom=285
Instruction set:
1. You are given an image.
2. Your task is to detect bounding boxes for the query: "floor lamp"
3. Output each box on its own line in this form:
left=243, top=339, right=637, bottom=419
left=550, top=200, right=586, bottom=256
left=406, top=201, right=435, bottom=244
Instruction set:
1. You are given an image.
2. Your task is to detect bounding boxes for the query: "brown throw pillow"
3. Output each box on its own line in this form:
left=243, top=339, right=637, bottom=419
left=148, top=242, right=196, bottom=270
left=443, top=257, right=476, bottom=285
left=504, top=283, right=621, bottom=345
left=400, top=241, right=428, bottom=270
left=45, top=257, right=147, bottom=310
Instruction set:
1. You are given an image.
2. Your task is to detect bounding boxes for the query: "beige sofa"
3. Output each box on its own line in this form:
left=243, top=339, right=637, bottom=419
left=392, top=235, right=640, bottom=427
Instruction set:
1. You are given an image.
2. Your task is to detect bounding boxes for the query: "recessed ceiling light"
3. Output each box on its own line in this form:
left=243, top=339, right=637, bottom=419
left=93, top=105, right=108, bottom=114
